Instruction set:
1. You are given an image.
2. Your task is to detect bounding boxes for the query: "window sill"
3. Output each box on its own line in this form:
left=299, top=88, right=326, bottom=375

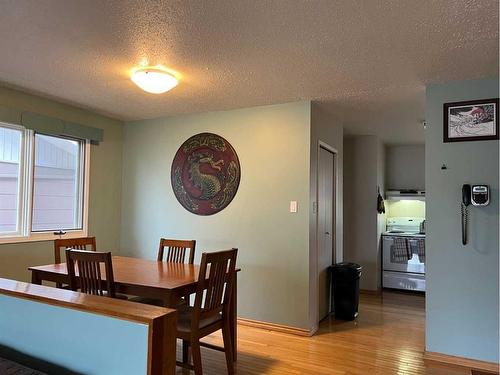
left=0, top=230, right=88, bottom=245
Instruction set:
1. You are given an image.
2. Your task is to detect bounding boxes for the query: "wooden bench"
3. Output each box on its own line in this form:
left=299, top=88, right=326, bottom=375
left=0, top=278, right=177, bottom=375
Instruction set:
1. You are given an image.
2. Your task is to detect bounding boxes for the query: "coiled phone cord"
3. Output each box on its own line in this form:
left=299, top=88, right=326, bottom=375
left=461, top=203, right=468, bottom=245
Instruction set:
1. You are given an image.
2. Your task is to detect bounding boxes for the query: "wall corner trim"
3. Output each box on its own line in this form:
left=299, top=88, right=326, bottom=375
left=237, top=317, right=314, bottom=337
left=423, top=351, right=500, bottom=374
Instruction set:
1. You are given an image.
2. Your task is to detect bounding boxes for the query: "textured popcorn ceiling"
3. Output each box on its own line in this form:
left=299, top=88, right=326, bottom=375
left=0, top=0, right=498, bottom=143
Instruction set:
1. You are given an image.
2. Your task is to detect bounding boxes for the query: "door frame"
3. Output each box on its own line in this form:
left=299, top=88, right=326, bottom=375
left=315, top=141, right=339, bottom=325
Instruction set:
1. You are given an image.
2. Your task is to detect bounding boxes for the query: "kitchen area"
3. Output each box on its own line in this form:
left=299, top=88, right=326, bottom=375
left=382, top=145, right=426, bottom=293
left=382, top=194, right=426, bottom=292
left=343, top=139, right=426, bottom=294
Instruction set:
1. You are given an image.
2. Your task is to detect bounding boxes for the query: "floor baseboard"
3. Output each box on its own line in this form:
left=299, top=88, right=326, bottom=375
left=237, top=317, right=313, bottom=336
left=424, top=351, right=499, bottom=374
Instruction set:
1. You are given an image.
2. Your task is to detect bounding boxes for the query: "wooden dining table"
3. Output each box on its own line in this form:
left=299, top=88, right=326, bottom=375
left=29, top=256, right=239, bottom=361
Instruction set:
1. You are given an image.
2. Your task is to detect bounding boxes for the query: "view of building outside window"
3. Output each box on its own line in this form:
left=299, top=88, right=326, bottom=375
left=0, top=127, right=22, bottom=233
left=32, top=134, right=82, bottom=232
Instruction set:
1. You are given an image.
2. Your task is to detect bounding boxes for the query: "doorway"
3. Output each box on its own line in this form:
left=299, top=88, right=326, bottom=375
left=318, top=145, right=336, bottom=321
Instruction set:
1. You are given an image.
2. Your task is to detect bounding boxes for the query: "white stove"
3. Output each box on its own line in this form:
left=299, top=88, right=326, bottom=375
left=382, top=217, right=426, bottom=292
left=383, top=217, right=425, bottom=236
left=383, top=230, right=425, bottom=238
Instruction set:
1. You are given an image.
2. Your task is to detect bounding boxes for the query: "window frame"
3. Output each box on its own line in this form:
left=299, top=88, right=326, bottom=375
left=0, top=122, right=90, bottom=244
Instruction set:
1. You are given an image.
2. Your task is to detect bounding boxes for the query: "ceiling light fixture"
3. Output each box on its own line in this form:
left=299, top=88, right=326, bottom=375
left=131, top=67, right=179, bottom=94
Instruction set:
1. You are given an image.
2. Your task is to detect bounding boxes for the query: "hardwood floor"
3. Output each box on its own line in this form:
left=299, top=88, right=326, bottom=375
left=176, top=291, right=471, bottom=374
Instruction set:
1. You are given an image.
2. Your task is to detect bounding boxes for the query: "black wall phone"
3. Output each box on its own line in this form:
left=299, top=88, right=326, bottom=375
left=461, top=184, right=490, bottom=245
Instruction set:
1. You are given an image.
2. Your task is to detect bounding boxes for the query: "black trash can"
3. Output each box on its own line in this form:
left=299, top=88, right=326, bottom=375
left=330, top=262, right=362, bottom=320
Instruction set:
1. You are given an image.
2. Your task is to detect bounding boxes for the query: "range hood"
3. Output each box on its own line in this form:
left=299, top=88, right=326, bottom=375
left=385, top=189, right=425, bottom=201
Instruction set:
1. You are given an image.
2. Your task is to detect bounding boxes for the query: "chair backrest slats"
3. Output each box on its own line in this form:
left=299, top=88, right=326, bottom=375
left=66, top=249, right=116, bottom=298
left=192, top=249, right=237, bottom=327
left=158, top=239, right=196, bottom=264
left=54, top=237, right=97, bottom=264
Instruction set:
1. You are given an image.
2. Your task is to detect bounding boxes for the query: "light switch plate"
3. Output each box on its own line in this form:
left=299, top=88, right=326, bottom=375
left=290, top=201, right=298, bottom=213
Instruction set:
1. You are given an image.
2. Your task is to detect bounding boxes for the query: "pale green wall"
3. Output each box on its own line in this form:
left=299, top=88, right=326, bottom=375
left=309, top=103, right=344, bottom=329
left=0, top=87, right=123, bottom=281
left=121, top=102, right=312, bottom=329
left=426, top=78, right=499, bottom=362
left=385, top=145, right=425, bottom=190
left=343, top=135, right=384, bottom=291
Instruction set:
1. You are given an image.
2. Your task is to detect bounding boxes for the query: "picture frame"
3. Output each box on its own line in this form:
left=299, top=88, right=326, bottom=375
left=443, top=98, right=499, bottom=142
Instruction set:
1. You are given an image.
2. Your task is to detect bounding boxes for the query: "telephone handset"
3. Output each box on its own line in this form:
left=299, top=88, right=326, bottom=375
left=461, top=185, right=471, bottom=245
left=462, top=184, right=471, bottom=207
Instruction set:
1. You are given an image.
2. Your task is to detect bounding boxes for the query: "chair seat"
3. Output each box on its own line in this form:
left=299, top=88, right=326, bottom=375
left=177, top=305, right=222, bottom=333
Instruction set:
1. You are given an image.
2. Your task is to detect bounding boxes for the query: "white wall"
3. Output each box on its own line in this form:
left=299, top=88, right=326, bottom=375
left=121, top=102, right=313, bottom=329
left=308, top=103, right=344, bottom=330
left=425, top=78, right=499, bottom=362
left=386, top=145, right=425, bottom=190
left=343, top=135, right=384, bottom=291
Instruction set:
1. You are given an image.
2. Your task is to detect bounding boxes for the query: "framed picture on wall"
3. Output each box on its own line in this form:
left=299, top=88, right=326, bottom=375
left=443, top=98, right=499, bottom=142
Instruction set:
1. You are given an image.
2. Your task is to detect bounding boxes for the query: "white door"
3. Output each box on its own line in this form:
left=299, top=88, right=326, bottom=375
left=318, top=147, right=335, bottom=321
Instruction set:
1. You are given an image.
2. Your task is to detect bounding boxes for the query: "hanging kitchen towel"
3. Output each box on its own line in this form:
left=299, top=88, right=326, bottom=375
left=377, top=189, right=385, bottom=214
left=415, top=238, right=425, bottom=263
left=391, top=237, right=411, bottom=263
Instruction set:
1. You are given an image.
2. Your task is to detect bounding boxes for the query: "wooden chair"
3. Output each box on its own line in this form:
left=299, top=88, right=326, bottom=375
left=157, top=238, right=196, bottom=264
left=54, top=237, right=96, bottom=264
left=54, top=237, right=96, bottom=288
left=176, top=248, right=238, bottom=375
left=131, top=238, right=196, bottom=306
left=65, top=249, right=118, bottom=298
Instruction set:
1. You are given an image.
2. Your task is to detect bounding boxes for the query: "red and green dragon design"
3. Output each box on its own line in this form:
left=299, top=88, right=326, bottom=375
left=171, top=133, right=241, bottom=215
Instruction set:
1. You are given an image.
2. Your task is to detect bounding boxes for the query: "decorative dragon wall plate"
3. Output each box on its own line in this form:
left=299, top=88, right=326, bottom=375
left=171, top=133, right=241, bottom=215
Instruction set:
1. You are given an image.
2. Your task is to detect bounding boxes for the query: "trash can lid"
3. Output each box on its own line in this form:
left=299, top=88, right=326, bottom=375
left=331, top=262, right=362, bottom=271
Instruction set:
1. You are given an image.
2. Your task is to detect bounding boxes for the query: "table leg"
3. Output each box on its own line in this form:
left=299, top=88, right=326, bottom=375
left=31, top=271, right=42, bottom=285
left=229, top=272, right=237, bottom=361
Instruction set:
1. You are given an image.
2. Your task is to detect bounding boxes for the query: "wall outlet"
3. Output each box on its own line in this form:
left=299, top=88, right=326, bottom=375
left=290, top=201, right=298, bottom=213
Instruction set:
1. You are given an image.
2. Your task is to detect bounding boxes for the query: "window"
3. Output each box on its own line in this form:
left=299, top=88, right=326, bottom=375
left=32, top=134, right=85, bottom=232
left=0, top=122, right=89, bottom=243
left=0, top=127, right=22, bottom=234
